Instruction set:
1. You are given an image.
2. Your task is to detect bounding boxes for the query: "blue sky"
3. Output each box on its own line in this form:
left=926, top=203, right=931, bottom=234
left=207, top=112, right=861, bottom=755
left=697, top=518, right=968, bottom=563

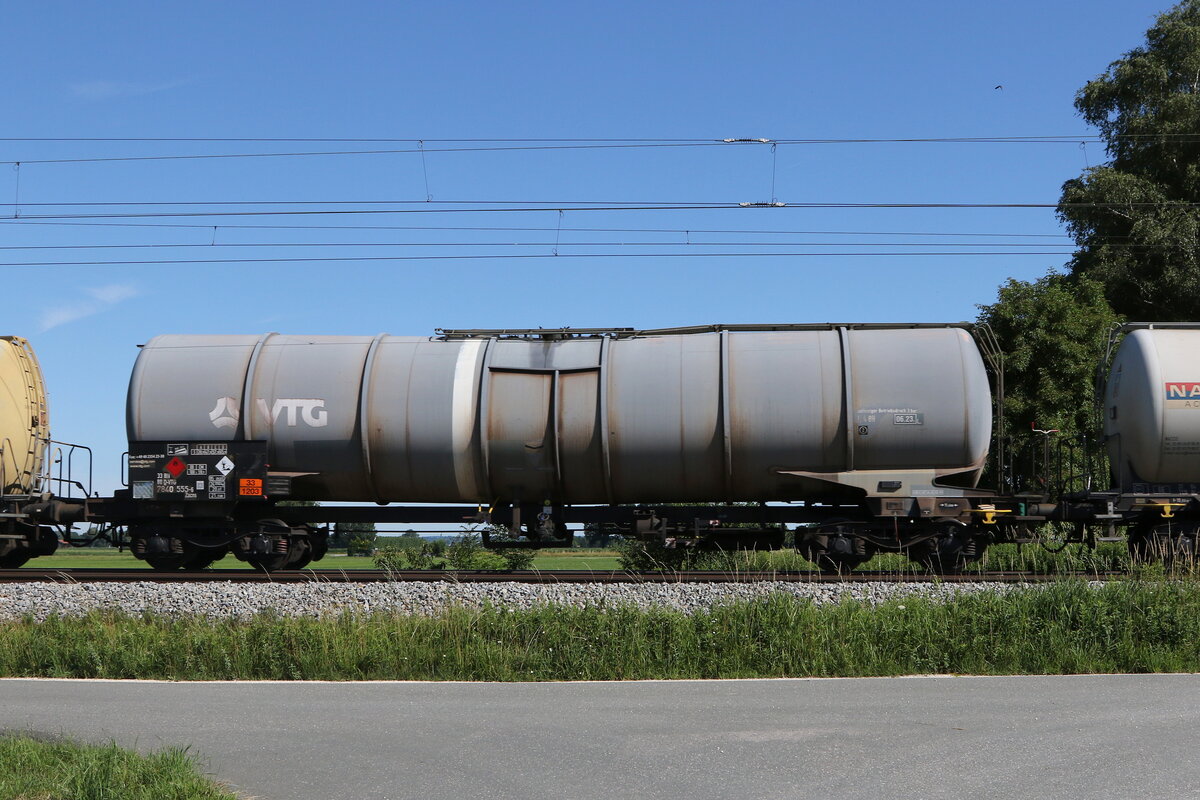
left=0, top=0, right=1174, bottom=493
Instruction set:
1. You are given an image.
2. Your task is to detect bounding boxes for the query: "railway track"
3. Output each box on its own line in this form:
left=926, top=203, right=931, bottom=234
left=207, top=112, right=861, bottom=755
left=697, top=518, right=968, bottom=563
left=0, top=568, right=1121, bottom=584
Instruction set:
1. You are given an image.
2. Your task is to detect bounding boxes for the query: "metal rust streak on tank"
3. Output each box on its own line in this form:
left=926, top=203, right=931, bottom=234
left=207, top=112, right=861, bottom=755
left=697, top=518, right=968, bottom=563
left=0, top=569, right=1123, bottom=584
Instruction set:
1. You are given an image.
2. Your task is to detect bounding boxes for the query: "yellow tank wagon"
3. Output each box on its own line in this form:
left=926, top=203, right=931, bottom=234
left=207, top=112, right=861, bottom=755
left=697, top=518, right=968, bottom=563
left=0, top=337, right=56, bottom=566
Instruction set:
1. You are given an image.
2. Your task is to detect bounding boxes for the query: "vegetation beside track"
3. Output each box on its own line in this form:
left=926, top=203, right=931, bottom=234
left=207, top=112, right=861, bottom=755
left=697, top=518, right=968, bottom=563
left=0, top=735, right=237, bottom=800
left=2, top=580, right=1199, bottom=680
left=35, top=540, right=1136, bottom=575
left=613, top=539, right=1135, bottom=575
left=35, top=546, right=624, bottom=572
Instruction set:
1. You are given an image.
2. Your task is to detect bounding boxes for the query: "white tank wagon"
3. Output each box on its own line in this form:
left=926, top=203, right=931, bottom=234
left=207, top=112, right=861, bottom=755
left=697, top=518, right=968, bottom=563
left=1102, top=323, right=1200, bottom=559
left=1105, top=325, right=1200, bottom=489
left=126, top=324, right=994, bottom=507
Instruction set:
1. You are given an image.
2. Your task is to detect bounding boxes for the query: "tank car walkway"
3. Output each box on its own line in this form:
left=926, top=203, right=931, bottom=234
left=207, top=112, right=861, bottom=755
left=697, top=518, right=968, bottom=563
left=0, top=675, right=1195, bottom=799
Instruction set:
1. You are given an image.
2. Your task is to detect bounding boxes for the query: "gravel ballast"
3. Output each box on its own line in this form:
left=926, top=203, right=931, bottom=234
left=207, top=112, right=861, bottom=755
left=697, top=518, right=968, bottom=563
left=0, top=580, right=1078, bottom=621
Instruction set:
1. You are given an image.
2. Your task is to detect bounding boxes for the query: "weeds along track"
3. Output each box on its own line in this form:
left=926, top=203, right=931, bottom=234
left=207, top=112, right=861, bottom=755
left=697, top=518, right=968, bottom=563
left=0, top=569, right=1124, bottom=584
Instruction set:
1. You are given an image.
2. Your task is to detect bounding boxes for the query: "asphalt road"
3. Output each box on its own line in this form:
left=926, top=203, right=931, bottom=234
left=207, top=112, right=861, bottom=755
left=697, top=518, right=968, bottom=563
left=1, top=675, right=1197, bottom=799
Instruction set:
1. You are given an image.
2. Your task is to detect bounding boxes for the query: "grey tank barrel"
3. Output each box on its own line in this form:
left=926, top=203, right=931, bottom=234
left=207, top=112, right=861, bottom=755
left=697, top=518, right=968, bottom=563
left=1105, top=324, right=1200, bottom=488
left=126, top=325, right=993, bottom=504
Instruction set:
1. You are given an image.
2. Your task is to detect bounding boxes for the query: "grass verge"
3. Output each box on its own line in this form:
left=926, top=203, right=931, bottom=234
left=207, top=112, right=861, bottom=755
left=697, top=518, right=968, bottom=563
left=0, top=734, right=237, bottom=800
left=35, top=547, right=623, bottom=571
left=1, top=580, right=1199, bottom=680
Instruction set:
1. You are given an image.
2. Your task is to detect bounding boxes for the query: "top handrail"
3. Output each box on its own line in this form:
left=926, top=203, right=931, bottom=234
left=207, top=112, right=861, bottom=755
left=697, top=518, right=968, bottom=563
left=436, top=322, right=978, bottom=340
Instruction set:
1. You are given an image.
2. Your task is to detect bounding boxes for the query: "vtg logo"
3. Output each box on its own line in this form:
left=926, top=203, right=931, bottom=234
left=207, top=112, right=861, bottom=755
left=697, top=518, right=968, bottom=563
left=209, top=397, right=329, bottom=429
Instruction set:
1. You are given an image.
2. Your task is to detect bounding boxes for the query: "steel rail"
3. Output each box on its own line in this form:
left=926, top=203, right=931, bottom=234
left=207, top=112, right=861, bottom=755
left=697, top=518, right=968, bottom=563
left=0, top=569, right=1122, bottom=584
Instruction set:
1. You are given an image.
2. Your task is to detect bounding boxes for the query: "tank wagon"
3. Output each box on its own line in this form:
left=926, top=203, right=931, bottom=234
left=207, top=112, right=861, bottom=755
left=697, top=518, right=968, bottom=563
left=0, top=336, right=81, bottom=567
left=112, top=323, right=1002, bottom=571
left=1098, top=323, right=1200, bottom=558
left=14, top=320, right=1200, bottom=573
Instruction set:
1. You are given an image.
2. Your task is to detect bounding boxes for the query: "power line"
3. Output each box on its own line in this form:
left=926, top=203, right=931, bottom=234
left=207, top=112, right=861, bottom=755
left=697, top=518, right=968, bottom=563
left=5, top=133, right=1194, bottom=166
left=0, top=251, right=1079, bottom=267
left=0, top=201, right=1190, bottom=222
left=0, top=219, right=1073, bottom=236
left=0, top=133, right=1192, bottom=145
left=0, top=141, right=742, bottom=166
left=0, top=241, right=1084, bottom=250
left=4, top=198, right=1189, bottom=208
left=0, top=138, right=716, bottom=143
left=1, top=199, right=744, bottom=206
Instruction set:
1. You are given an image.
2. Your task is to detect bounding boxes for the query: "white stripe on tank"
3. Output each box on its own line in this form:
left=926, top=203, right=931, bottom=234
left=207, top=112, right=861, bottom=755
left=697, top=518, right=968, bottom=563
left=450, top=340, right=484, bottom=500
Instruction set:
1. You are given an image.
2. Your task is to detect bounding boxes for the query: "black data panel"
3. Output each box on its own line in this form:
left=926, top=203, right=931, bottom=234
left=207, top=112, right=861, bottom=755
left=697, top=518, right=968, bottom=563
left=128, top=441, right=270, bottom=502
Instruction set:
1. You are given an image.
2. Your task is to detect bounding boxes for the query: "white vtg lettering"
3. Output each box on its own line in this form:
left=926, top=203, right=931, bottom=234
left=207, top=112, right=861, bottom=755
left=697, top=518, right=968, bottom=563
left=255, top=398, right=328, bottom=428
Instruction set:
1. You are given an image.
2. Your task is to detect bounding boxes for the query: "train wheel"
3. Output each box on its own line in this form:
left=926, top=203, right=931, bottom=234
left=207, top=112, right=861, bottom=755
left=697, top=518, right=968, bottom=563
left=908, top=520, right=983, bottom=574
left=814, top=553, right=868, bottom=573
left=247, top=554, right=290, bottom=573
left=181, top=546, right=228, bottom=571
left=144, top=555, right=186, bottom=571
left=283, top=538, right=313, bottom=570
left=309, top=530, right=329, bottom=563
left=233, top=520, right=294, bottom=572
left=1129, top=524, right=1198, bottom=568
left=797, top=521, right=870, bottom=573
left=131, top=531, right=187, bottom=570
left=1128, top=526, right=1154, bottom=563
left=0, top=550, right=32, bottom=568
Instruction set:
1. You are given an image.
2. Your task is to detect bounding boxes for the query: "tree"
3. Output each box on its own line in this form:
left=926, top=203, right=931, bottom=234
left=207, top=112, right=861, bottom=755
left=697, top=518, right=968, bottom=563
left=1059, top=1, right=1200, bottom=319
left=577, top=522, right=612, bottom=548
left=976, top=270, right=1121, bottom=436
left=334, top=521, right=377, bottom=555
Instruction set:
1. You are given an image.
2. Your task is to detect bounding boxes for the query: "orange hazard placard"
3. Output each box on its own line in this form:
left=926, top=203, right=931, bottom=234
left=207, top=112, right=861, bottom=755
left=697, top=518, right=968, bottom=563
left=239, top=478, right=263, bottom=496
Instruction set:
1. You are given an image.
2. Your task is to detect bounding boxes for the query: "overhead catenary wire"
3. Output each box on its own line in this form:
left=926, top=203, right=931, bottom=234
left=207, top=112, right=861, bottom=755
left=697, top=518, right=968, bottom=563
left=0, top=142, right=751, bottom=166
left=0, top=133, right=1192, bottom=165
left=2, top=197, right=1188, bottom=207
left=0, top=241, right=1087, bottom=250
left=0, top=251, right=1084, bottom=268
left=0, top=201, right=1192, bottom=222
left=1, top=134, right=1195, bottom=142
left=0, top=219, right=1075, bottom=236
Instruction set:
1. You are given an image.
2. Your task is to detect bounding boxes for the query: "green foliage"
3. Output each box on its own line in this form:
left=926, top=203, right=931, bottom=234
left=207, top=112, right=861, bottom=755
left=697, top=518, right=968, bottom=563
left=446, top=531, right=507, bottom=570
left=498, top=547, right=537, bottom=570
left=578, top=523, right=613, bottom=548
left=1059, top=1, right=1200, bottom=319
left=614, top=537, right=694, bottom=570
left=9, top=583, right=1200, bottom=679
left=446, top=531, right=484, bottom=568
left=614, top=538, right=788, bottom=571
left=0, top=735, right=238, bottom=799
left=334, top=520, right=377, bottom=553
left=374, top=540, right=446, bottom=571
left=377, top=532, right=535, bottom=571
left=345, top=535, right=374, bottom=556
left=977, top=270, right=1121, bottom=435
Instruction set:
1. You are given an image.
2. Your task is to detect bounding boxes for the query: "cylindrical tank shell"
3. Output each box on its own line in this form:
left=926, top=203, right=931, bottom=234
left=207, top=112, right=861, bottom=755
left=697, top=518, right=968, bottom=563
left=127, top=326, right=992, bottom=504
left=1105, top=327, right=1200, bottom=486
left=0, top=337, right=48, bottom=494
